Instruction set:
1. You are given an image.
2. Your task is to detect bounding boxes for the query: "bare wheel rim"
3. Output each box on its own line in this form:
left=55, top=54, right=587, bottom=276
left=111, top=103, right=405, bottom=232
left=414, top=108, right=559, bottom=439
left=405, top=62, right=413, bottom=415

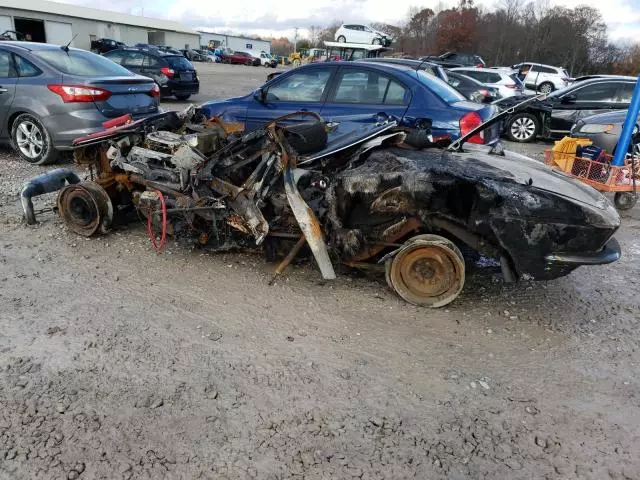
left=510, top=117, right=536, bottom=140
left=387, top=237, right=465, bottom=307
left=337, top=36, right=346, bottom=43
left=16, top=120, right=44, bottom=159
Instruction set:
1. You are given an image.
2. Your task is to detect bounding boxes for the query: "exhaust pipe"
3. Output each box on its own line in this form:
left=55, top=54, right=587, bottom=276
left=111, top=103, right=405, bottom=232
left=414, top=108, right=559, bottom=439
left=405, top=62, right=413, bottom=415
left=20, top=168, right=81, bottom=225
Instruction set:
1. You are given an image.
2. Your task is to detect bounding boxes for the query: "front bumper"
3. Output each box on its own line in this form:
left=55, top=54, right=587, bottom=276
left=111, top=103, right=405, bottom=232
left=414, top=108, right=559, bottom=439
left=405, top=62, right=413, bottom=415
left=545, top=237, right=621, bottom=266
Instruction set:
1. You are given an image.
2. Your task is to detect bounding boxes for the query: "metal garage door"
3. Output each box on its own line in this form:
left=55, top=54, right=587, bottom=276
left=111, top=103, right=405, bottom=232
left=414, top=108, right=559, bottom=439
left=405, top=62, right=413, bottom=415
left=45, top=21, right=73, bottom=46
left=0, top=16, right=13, bottom=34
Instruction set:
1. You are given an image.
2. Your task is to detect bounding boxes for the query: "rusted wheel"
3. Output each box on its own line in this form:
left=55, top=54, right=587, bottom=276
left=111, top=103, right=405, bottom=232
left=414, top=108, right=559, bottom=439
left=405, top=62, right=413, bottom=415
left=57, top=182, right=113, bottom=236
left=385, top=235, right=465, bottom=308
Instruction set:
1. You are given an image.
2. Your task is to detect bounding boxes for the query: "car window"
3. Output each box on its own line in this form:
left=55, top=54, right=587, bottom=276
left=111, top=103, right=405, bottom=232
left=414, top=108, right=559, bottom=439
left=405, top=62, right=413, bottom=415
left=486, top=72, right=501, bottom=83
left=446, top=53, right=458, bottom=61
left=572, top=83, right=619, bottom=102
left=103, top=51, right=125, bottom=64
left=529, top=65, right=539, bottom=72
left=123, top=51, right=144, bottom=67
left=460, top=70, right=485, bottom=82
left=418, top=70, right=466, bottom=103
left=143, top=55, right=160, bottom=67
left=538, top=66, right=556, bottom=74
left=166, top=56, right=193, bottom=69
left=333, top=69, right=408, bottom=105
left=267, top=69, right=332, bottom=102
left=33, top=49, right=132, bottom=76
left=616, top=83, right=635, bottom=103
left=14, top=54, right=41, bottom=77
left=0, top=50, right=17, bottom=78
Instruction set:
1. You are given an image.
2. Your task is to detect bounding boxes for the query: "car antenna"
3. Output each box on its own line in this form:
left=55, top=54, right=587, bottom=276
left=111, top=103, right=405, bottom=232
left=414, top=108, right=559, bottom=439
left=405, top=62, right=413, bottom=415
left=61, top=33, right=78, bottom=53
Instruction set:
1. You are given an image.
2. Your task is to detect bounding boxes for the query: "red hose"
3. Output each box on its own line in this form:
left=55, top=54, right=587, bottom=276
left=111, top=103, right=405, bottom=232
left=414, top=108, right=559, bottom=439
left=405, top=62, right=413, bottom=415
left=147, top=190, right=167, bottom=253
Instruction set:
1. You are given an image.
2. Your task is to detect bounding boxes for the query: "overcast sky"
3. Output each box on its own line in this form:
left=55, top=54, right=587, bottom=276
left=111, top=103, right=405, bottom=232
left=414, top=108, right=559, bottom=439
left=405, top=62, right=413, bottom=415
left=57, top=0, right=639, bottom=43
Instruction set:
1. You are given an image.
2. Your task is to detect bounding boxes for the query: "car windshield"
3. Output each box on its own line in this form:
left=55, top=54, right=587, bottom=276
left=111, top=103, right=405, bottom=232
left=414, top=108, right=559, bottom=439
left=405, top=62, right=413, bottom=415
left=416, top=70, right=465, bottom=103
left=34, top=49, right=133, bottom=76
left=166, top=56, right=193, bottom=69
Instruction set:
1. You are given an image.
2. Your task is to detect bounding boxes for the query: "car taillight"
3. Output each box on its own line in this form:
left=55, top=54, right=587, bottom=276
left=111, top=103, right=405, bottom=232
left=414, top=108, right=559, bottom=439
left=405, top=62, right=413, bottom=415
left=149, top=83, right=160, bottom=97
left=161, top=67, right=175, bottom=77
left=459, top=111, right=485, bottom=144
left=47, top=84, right=111, bottom=103
left=505, top=83, right=518, bottom=89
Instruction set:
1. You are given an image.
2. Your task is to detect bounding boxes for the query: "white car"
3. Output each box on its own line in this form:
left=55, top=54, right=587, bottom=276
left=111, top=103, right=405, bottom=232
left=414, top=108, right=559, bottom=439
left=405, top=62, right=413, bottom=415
left=450, top=67, right=525, bottom=98
left=511, top=62, right=571, bottom=94
left=334, top=24, right=392, bottom=46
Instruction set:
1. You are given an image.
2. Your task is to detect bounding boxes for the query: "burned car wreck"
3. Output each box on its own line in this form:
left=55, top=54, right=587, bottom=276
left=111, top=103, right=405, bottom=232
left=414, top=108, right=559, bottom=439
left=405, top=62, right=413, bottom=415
left=23, top=106, right=621, bottom=307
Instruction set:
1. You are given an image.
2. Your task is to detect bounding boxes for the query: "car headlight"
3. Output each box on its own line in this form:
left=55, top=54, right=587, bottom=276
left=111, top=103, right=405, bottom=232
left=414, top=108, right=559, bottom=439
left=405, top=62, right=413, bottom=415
left=578, top=123, right=615, bottom=134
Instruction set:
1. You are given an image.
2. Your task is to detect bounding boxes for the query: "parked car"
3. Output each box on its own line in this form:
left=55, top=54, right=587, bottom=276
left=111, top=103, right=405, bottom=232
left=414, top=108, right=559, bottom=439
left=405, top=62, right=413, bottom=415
left=571, top=110, right=640, bottom=154
left=247, top=50, right=277, bottom=68
left=0, top=41, right=159, bottom=164
left=193, top=49, right=217, bottom=63
left=421, top=52, right=486, bottom=68
left=512, top=62, right=571, bottom=94
left=220, top=50, right=260, bottom=66
left=134, top=43, right=159, bottom=52
left=90, top=38, right=126, bottom=54
left=496, top=76, right=637, bottom=143
left=103, top=48, right=199, bottom=100
left=450, top=67, right=524, bottom=98
left=445, top=71, right=500, bottom=103
left=199, top=61, right=501, bottom=147
left=356, top=57, right=449, bottom=83
left=334, top=24, right=392, bottom=46
left=181, top=49, right=209, bottom=62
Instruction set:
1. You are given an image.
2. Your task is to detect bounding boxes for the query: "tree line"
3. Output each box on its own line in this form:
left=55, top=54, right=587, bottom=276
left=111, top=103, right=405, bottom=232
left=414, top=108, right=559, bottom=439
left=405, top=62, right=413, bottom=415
left=267, top=0, right=639, bottom=76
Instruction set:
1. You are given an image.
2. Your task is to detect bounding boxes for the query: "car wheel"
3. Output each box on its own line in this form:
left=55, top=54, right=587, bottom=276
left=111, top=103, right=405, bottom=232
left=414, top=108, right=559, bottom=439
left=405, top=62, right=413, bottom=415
left=337, top=36, right=346, bottom=43
left=10, top=113, right=58, bottom=165
left=506, top=113, right=539, bottom=143
left=613, top=192, right=638, bottom=211
left=385, top=234, right=465, bottom=308
left=372, top=38, right=381, bottom=45
left=539, top=82, right=554, bottom=94
left=175, top=94, right=191, bottom=101
left=404, top=129, right=433, bottom=148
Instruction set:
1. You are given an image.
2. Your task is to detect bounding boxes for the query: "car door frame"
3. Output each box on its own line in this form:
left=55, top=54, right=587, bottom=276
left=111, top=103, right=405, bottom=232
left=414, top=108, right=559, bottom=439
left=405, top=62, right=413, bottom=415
left=321, top=64, right=412, bottom=123
left=0, top=47, right=19, bottom=139
left=243, top=65, right=338, bottom=131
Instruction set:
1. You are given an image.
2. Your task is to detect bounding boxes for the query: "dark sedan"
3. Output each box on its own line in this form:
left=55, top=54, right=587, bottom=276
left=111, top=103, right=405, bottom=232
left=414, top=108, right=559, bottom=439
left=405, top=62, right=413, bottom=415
left=0, top=41, right=159, bottom=164
left=103, top=48, right=199, bottom=100
left=495, top=76, right=637, bottom=142
left=199, top=61, right=501, bottom=147
left=445, top=71, right=500, bottom=103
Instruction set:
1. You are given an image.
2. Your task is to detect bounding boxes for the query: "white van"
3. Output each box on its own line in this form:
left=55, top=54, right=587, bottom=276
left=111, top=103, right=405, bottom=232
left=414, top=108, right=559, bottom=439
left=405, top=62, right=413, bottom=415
left=247, top=50, right=276, bottom=68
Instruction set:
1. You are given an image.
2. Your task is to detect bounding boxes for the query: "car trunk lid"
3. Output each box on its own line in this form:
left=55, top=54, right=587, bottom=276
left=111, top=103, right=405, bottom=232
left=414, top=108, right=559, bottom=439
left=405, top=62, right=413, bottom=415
left=67, top=75, right=159, bottom=118
left=164, top=56, right=197, bottom=83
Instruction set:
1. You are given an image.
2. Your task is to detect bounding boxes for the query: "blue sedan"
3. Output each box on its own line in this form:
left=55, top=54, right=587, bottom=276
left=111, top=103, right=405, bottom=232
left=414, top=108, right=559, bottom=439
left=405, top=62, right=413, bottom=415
left=199, top=61, right=501, bottom=145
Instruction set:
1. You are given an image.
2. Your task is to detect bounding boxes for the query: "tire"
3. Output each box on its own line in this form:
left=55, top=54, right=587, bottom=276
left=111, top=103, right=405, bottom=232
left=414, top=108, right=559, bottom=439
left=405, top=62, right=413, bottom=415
left=372, top=38, right=381, bottom=45
left=283, top=122, right=328, bottom=155
left=506, top=113, right=539, bottom=143
left=538, top=82, right=554, bottom=94
left=10, top=113, right=58, bottom=165
left=337, top=36, right=346, bottom=43
left=246, top=60, right=252, bottom=66
left=175, top=94, right=191, bottom=101
left=404, top=130, right=432, bottom=148
left=614, top=192, right=638, bottom=211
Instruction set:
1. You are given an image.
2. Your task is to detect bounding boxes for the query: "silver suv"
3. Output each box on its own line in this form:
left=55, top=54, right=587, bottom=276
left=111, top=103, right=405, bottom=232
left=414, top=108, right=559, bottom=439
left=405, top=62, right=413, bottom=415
left=512, top=62, right=571, bottom=94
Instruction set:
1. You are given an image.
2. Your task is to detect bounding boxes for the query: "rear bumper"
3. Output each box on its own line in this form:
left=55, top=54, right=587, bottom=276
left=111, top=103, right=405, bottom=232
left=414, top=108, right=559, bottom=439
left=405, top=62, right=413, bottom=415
left=161, top=81, right=200, bottom=96
left=45, top=109, right=159, bottom=150
left=545, top=237, right=621, bottom=266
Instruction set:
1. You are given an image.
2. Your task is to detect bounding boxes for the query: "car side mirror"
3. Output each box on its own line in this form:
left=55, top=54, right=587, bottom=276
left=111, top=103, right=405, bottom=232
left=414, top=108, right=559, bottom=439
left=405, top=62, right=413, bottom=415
left=561, top=94, right=577, bottom=104
left=253, top=88, right=266, bottom=103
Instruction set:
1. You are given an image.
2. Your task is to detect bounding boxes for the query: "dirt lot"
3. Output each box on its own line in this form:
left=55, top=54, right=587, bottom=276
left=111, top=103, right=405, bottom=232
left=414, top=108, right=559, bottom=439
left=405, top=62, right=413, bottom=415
left=1, top=63, right=640, bottom=480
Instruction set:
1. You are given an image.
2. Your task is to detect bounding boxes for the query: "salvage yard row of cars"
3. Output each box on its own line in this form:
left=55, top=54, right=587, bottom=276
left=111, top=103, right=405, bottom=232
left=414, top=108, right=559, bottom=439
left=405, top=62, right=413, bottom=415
left=0, top=39, right=635, bottom=307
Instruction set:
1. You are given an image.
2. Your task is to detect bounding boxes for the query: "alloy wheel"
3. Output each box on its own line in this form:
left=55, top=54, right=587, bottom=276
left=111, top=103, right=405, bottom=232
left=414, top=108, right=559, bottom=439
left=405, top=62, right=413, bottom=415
left=510, top=117, right=536, bottom=141
left=539, top=83, right=553, bottom=94
left=15, top=120, right=44, bottom=159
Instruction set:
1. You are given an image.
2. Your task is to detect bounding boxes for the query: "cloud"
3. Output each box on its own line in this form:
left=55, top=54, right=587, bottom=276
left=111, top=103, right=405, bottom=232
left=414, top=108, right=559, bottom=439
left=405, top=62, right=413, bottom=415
left=51, top=0, right=640, bottom=43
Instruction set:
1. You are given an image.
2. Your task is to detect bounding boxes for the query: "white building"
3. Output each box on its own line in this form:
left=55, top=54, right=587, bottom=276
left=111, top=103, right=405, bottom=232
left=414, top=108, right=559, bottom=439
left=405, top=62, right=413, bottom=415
left=198, top=31, right=271, bottom=54
left=0, top=0, right=200, bottom=51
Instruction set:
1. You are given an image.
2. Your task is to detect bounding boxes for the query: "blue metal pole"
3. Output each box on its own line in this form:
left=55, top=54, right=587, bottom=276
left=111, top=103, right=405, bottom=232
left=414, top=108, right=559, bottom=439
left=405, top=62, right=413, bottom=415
left=612, top=76, right=640, bottom=166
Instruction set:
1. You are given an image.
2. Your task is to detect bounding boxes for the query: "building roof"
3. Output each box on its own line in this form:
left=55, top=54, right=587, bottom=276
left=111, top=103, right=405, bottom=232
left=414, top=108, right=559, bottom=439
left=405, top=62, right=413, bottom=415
left=3, top=0, right=199, bottom=36
left=197, top=31, right=270, bottom=43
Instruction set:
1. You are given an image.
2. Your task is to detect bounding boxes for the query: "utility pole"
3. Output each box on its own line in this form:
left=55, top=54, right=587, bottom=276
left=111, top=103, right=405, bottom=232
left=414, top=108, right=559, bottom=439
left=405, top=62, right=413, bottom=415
left=294, top=27, right=298, bottom=53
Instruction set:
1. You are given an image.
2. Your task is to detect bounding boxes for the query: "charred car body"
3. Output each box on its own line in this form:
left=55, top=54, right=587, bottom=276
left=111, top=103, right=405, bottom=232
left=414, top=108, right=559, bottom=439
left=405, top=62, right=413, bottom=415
left=23, top=105, right=621, bottom=307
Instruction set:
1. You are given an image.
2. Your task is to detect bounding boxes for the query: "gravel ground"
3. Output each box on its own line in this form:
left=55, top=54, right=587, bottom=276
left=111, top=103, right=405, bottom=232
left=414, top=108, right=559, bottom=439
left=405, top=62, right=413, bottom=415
left=1, top=63, right=639, bottom=480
